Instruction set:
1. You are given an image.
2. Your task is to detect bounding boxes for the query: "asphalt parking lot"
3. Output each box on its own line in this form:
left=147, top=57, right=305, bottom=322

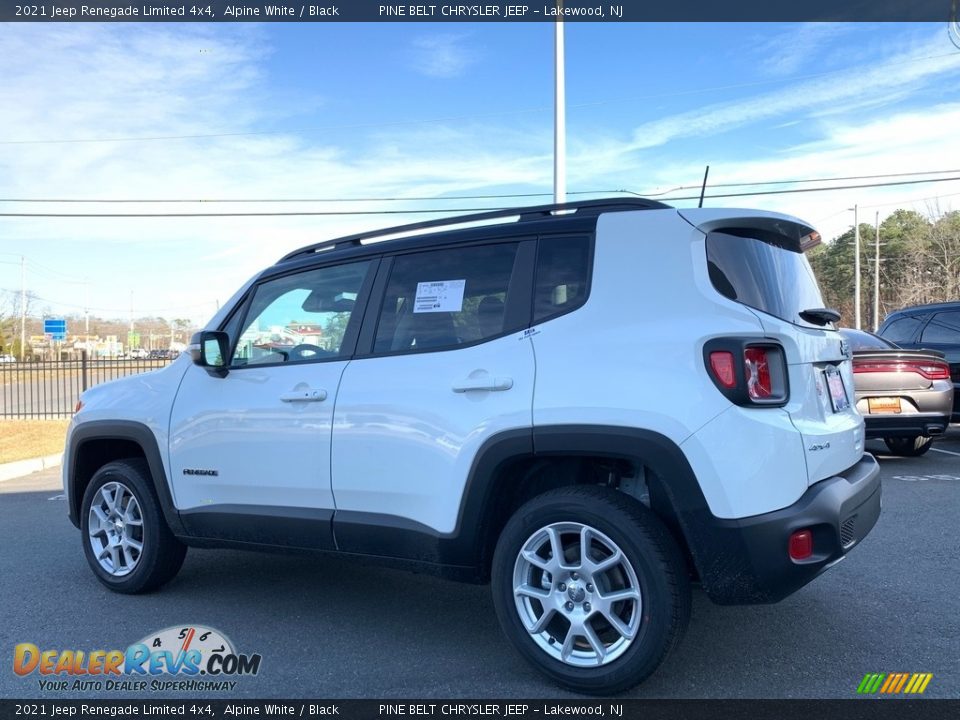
left=1, top=429, right=958, bottom=700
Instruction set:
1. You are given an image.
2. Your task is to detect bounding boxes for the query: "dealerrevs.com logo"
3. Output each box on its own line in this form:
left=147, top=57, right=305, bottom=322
left=13, top=625, right=262, bottom=692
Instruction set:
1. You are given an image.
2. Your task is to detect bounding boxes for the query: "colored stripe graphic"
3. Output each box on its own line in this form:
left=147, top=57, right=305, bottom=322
left=858, top=672, right=933, bottom=694
left=894, top=673, right=910, bottom=693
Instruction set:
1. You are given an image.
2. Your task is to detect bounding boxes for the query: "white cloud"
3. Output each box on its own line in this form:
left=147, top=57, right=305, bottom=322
left=409, top=34, right=477, bottom=79
left=751, top=23, right=855, bottom=77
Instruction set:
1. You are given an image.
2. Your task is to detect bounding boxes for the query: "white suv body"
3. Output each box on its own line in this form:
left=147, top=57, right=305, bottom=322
left=64, top=199, right=881, bottom=693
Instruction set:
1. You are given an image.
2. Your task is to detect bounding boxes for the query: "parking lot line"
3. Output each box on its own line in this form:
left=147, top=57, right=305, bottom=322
left=931, top=447, right=960, bottom=457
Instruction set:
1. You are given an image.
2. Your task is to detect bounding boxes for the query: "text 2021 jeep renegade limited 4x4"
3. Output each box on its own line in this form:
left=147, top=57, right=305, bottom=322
left=64, top=199, right=881, bottom=694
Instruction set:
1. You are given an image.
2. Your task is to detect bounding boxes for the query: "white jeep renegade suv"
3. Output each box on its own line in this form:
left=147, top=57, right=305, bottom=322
left=64, top=198, right=881, bottom=694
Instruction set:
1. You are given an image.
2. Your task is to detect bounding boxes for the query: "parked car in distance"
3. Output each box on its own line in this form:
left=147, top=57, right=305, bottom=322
left=841, top=328, right=953, bottom=456
left=0, top=354, right=15, bottom=363
left=877, top=301, right=960, bottom=423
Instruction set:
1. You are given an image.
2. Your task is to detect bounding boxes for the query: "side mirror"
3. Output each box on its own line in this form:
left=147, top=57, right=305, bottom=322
left=190, top=331, right=230, bottom=377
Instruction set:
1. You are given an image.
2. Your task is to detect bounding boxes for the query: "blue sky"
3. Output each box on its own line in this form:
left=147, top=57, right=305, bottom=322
left=1, top=22, right=960, bottom=326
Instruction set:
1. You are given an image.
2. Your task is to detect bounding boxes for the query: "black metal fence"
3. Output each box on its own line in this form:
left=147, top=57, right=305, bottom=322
left=0, top=351, right=176, bottom=419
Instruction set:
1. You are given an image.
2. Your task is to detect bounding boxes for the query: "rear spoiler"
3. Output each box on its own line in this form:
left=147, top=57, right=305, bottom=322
left=677, top=208, right=821, bottom=252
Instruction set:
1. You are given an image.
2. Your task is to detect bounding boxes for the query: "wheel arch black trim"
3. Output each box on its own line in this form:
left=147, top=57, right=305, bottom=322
left=66, top=420, right=185, bottom=535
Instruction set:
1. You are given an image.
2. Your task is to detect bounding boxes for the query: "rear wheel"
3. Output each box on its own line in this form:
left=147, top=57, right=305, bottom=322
left=883, top=435, right=933, bottom=457
left=491, top=485, right=690, bottom=695
left=80, top=459, right=186, bottom=594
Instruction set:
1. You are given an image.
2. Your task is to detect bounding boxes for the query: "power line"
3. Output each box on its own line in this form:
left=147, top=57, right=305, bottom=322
left=0, top=189, right=630, bottom=203
left=1, top=51, right=957, bottom=147
left=4, top=176, right=960, bottom=218
left=4, top=169, right=960, bottom=204
left=656, top=175, right=960, bottom=203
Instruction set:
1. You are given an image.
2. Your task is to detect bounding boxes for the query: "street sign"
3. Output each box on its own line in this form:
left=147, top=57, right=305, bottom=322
left=44, top=318, right=67, bottom=341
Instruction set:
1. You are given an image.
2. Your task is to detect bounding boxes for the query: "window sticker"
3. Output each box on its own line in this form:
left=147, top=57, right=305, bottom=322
left=414, top=279, right=466, bottom=313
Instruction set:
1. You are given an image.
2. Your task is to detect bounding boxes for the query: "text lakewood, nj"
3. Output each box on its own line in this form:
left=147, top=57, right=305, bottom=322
left=378, top=4, right=623, bottom=17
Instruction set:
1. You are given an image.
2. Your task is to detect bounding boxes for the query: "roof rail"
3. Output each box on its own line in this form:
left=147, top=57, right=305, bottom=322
left=277, top=196, right=670, bottom=263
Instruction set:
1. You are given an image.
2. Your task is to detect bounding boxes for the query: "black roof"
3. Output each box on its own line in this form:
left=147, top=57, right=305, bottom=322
left=275, top=197, right=670, bottom=267
left=884, top=300, right=960, bottom=319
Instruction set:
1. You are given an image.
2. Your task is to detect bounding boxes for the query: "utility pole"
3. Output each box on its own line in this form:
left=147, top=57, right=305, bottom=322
left=553, top=8, right=566, bottom=205
left=84, top=280, right=90, bottom=344
left=873, top=211, right=881, bottom=332
left=853, top=205, right=861, bottom=330
left=19, top=256, right=26, bottom=362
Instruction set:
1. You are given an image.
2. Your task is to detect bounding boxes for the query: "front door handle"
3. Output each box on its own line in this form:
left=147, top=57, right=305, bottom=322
left=452, top=376, right=513, bottom=393
left=280, top=388, right=327, bottom=402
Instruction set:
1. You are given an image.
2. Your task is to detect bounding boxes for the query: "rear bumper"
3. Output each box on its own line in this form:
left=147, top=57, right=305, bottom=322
left=862, top=414, right=950, bottom=439
left=692, top=454, right=881, bottom=605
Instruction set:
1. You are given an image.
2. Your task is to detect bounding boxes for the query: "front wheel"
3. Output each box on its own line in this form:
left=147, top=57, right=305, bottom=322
left=883, top=435, right=933, bottom=457
left=491, top=485, right=690, bottom=695
left=80, top=459, right=186, bottom=594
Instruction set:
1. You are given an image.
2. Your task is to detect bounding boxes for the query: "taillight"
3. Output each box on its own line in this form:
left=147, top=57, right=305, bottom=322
left=744, top=347, right=773, bottom=400
left=705, top=339, right=789, bottom=406
left=853, top=359, right=950, bottom=381
left=709, top=351, right=737, bottom=388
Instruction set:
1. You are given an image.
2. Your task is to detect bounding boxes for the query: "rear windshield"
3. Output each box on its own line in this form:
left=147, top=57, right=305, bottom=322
left=706, top=230, right=829, bottom=329
left=840, top=328, right=898, bottom=351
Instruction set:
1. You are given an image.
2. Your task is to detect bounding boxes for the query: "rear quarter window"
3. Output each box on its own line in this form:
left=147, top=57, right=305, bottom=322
left=920, top=311, right=960, bottom=344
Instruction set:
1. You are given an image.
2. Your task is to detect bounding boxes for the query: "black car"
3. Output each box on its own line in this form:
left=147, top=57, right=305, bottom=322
left=877, top=301, right=960, bottom=423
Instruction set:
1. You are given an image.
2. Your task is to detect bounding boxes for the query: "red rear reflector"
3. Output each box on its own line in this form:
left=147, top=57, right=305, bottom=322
left=709, top=351, right=737, bottom=388
left=789, top=529, right=813, bottom=560
left=744, top=347, right=773, bottom=399
left=853, top=359, right=950, bottom=381
left=74, top=401, right=84, bottom=413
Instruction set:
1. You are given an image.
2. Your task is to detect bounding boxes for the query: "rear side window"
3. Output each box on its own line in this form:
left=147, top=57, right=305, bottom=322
left=880, top=316, right=923, bottom=344
left=534, top=236, right=591, bottom=322
left=706, top=230, right=828, bottom=329
left=374, top=243, right=519, bottom=354
left=920, top=311, right=960, bottom=344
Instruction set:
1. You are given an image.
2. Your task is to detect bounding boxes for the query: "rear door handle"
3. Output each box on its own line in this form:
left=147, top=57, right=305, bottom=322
left=452, top=376, right=513, bottom=393
left=280, top=388, right=327, bottom=402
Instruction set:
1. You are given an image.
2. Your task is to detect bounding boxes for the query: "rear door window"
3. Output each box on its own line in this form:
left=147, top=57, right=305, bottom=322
left=706, top=230, right=828, bottom=329
left=374, top=243, right=520, bottom=354
left=880, top=316, right=924, bottom=344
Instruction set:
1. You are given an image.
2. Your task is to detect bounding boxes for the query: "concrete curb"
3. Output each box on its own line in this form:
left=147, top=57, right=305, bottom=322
left=0, top=453, right=62, bottom=482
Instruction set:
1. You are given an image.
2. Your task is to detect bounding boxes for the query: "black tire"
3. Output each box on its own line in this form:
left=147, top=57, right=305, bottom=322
left=883, top=435, right=933, bottom=457
left=491, top=485, right=691, bottom=695
left=80, top=459, right=186, bottom=594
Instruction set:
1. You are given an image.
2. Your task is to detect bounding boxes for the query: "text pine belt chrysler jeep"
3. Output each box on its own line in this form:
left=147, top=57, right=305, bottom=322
left=64, top=199, right=881, bottom=694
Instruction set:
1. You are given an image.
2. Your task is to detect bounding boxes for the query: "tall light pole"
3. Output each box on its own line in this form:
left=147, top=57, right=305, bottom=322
left=20, top=256, right=26, bottom=362
left=553, top=11, right=566, bottom=205
left=852, top=205, right=861, bottom=329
